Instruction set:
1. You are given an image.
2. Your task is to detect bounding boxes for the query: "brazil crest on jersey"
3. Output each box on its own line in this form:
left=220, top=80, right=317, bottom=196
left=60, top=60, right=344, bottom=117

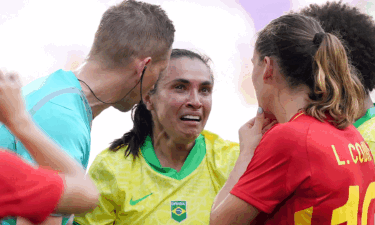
left=171, top=201, right=187, bottom=222
left=74, top=130, right=239, bottom=224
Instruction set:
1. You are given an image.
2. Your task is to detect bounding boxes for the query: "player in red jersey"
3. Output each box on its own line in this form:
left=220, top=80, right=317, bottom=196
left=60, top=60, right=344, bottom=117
left=0, top=70, right=99, bottom=223
left=210, top=14, right=375, bottom=224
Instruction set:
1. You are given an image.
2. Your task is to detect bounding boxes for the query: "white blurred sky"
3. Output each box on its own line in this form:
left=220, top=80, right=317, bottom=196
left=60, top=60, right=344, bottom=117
left=1, top=0, right=374, bottom=169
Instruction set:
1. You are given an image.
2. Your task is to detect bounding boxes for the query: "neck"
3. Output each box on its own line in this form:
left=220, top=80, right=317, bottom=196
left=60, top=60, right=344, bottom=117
left=152, top=130, right=195, bottom=172
left=74, top=61, right=138, bottom=119
left=270, top=88, right=310, bottom=124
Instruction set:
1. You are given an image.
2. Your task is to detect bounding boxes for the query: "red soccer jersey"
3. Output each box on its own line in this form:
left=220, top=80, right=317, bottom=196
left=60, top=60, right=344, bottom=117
left=0, top=150, right=64, bottom=224
left=231, top=112, right=375, bottom=224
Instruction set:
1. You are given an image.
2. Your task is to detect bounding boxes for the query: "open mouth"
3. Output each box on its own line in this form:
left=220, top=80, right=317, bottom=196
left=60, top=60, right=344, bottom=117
left=180, top=115, right=201, bottom=122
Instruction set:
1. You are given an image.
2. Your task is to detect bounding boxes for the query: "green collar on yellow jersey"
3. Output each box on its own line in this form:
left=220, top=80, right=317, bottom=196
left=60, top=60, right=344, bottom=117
left=140, top=134, right=206, bottom=180
left=354, top=104, right=375, bottom=128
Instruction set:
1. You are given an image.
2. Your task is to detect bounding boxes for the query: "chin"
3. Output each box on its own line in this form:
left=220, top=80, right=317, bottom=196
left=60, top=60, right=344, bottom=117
left=264, top=111, right=277, bottom=120
left=181, top=130, right=201, bottom=143
left=259, top=104, right=276, bottom=120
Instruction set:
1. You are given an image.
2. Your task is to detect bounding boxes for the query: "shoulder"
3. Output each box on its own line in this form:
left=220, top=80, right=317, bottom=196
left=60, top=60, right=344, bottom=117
left=257, top=115, right=315, bottom=155
left=262, top=116, right=313, bottom=142
left=29, top=88, right=90, bottom=136
left=23, top=70, right=78, bottom=98
left=201, top=130, right=239, bottom=152
left=32, top=100, right=90, bottom=143
left=357, top=116, right=375, bottom=134
left=89, top=146, right=140, bottom=176
left=201, top=130, right=240, bottom=173
left=88, top=147, right=143, bottom=200
left=24, top=70, right=84, bottom=113
left=356, top=117, right=375, bottom=157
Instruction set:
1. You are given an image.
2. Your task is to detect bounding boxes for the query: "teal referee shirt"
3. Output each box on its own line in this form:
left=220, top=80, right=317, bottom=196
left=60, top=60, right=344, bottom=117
left=0, top=69, right=92, bottom=225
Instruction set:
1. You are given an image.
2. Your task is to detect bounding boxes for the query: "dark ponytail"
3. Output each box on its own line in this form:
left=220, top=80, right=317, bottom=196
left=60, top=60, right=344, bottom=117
left=110, top=48, right=213, bottom=157
left=109, top=102, right=153, bottom=157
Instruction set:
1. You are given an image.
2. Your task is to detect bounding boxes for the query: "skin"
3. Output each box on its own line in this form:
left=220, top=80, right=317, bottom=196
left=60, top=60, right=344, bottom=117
left=16, top=51, right=172, bottom=225
left=251, top=50, right=310, bottom=123
left=0, top=71, right=99, bottom=223
left=75, top=50, right=171, bottom=118
left=209, top=49, right=309, bottom=224
left=144, top=57, right=213, bottom=172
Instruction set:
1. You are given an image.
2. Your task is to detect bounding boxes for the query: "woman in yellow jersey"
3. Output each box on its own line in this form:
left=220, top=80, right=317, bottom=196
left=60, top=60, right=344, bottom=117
left=74, top=49, right=243, bottom=225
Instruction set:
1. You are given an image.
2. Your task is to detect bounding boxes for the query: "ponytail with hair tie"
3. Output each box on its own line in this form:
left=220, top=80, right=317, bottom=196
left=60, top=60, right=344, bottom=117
left=313, top=32, right=325, bottom=47
left=308, top=32, right=365, bottom=129
left=255, top=14, right=366, bottom=129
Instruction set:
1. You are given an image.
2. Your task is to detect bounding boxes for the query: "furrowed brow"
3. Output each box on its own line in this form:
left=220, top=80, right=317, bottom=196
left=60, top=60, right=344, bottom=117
left=174, top=79, right=190, bottom=84
left=201, top=81, right=213, bottom=86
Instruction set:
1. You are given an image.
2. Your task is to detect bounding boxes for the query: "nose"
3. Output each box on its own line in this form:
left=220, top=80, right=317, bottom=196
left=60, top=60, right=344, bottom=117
left=187, top=90, right=202, bottom=109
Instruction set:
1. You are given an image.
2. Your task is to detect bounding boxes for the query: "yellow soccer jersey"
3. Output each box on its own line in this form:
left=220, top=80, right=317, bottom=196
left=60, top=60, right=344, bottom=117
left=74, top=130, right=239, bottom=225
left=354, top=105, right=375, bottom=159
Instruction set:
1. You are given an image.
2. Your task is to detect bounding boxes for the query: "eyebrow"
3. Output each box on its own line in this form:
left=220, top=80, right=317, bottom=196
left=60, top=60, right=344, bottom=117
left=174, top=79, right=190, bottom=84
left=172, top=79, right=213, bottom=86
left=201, top=81, right=213, bottom=86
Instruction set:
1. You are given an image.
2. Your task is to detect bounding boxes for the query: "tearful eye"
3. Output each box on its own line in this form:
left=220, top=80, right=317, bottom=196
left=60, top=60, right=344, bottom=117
left=175, top=85, right=184, bottom=90
left=201, top=87, right=212, bottom=93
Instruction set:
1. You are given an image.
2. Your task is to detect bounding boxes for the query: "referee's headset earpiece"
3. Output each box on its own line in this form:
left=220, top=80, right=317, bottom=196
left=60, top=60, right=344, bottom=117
left=139, top=66, right=147, bottom=104
left=138, top=56, right=151, bottom=102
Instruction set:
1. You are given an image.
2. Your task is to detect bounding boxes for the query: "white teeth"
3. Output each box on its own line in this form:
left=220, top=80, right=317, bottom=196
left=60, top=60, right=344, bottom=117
left=182, top=115, right=200, bottom=120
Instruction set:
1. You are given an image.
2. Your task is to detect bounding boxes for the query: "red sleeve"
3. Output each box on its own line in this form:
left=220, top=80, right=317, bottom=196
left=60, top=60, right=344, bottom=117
left=0, top=150, right=64, bottom=224
left=230, top=123, right=311, bottom=213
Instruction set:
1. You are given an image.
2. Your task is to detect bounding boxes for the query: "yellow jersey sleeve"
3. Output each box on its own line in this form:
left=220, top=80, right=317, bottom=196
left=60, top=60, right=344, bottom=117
left=356, top=117, right=375, bottom=162
left=203, top=130, right=240, bottom=190
left=367, top=141, right=375, bottom=158
left=74, top=150, right=121, bottom=225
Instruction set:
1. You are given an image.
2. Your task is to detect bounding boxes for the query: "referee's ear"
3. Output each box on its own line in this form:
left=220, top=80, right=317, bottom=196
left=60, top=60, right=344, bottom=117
left=134, top=57, right=152, bottom=79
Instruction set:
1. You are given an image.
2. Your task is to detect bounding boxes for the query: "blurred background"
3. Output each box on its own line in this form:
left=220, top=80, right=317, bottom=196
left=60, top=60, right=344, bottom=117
left=1, top=0, right=374, bottom=169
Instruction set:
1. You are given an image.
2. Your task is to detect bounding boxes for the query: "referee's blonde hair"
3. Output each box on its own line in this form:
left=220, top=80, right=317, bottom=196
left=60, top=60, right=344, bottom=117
left=88, top=0, right=175, bottom=69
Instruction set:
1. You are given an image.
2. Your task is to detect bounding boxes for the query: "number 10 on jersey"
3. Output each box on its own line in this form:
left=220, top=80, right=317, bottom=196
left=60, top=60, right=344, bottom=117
left=331, top=182, right=375, bottom=225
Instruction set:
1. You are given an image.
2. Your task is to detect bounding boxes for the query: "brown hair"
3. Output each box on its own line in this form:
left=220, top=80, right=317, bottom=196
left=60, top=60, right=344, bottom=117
left=256, top=14, right=365, bottom=129
left=88, top=0, right=175, bottom=68
left=299, top=1, right=375, bottom=94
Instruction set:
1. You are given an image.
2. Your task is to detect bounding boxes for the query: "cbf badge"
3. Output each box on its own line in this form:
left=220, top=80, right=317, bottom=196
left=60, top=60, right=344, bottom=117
left=171, top=201, right=187, bottom=222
